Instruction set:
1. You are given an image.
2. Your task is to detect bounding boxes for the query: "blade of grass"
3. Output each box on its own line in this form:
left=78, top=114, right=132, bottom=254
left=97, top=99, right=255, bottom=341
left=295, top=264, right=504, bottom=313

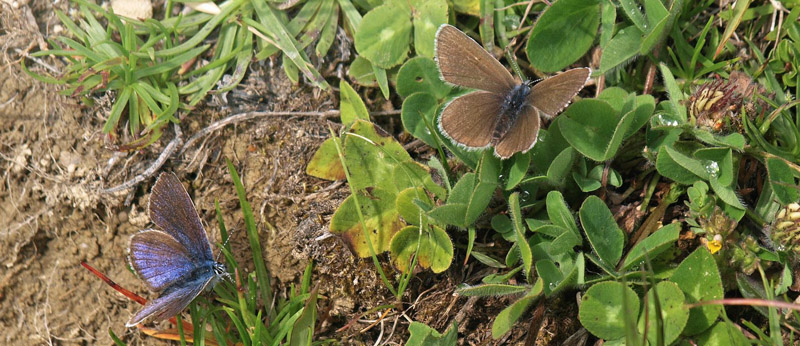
left=103, top=86, right=133, bottom=133
left=714, top=0, right=752, bottom=59
left=250, top=0, right=329, bottom=89
left=226, top=160, right=274, bottom=319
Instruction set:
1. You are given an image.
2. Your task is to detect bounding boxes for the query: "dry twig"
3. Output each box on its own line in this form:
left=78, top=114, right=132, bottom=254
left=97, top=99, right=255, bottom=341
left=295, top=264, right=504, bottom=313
left=99, top=123, right=183, bottom=194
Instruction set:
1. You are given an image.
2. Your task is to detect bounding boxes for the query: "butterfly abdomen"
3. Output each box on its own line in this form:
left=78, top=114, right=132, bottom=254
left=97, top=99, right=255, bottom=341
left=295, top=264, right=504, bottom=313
left=493, top=84, right=532, bottom=143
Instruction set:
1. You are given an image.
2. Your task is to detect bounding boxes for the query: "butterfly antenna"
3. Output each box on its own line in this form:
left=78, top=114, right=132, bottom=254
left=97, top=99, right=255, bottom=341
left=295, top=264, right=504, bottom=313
left=216, top=228, right=236, bottom=262
left=504, top=43, right=526, bottom=82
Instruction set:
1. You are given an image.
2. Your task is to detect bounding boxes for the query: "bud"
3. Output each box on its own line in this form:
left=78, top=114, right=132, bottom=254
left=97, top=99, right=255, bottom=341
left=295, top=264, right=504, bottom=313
left=770, top=203, right=800, bottom=254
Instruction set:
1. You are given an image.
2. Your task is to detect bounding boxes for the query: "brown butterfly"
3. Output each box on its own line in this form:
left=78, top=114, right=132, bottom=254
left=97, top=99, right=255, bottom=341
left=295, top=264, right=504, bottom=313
left=435, top=24, right=591, bottom=159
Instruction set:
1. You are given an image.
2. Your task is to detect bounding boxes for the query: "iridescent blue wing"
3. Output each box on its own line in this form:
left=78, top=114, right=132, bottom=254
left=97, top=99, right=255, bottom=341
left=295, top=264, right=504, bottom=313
left=125, top=269, right=215, bottom=327
left=129, top=229, right=196, bottom=292
left=148, top=172, right=214, bottom=262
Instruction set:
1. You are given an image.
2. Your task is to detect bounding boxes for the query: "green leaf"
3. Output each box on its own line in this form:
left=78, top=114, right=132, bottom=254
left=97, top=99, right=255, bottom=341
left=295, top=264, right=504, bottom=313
left=527, top=0, right=600, bottom=72
left=559, top=99, right=634, bottom=161
left=659, top=62, right=687, bottom=122
left=348, top=56, right=377, bottom=86
left=625, top=94, right=656, bottom=138
left=338, top=0, right=363, bottom=33
left=344, top=120, right=412, bottom=192
left=599, top=0, right=616, bottom=47
left=103, top=86, right=133, bottom=133
left=691, top=129, right=746, bottom=149
left=621, top=222, right=680, bottom=270
left=340, top=80, right=370, bottom=126
left=766, top=157, right=799, bottom=205
left=466, top=181, right=496, bottom=225
left=618, top=0, right=647, bottom=30
left=393, top=161, right=444, bottom=196
left=479, top=150, right=502, bottom=184
left=290, top=286, right=318, bottom=346
left=637, top=281, right=689, bottom=345
left=709, top=176, right=745, bottom=210
left=479, top=0, right=495, bottom=52
left=453, top=0, right=479, bottom=15
left=536, top=260, right=563, bottom=295
left=390, top=225, right=453, bottom=273
left=396, top=187, right=431, bottom=225
left=411, top=0, right=448, bottom=58
left=638, top=0, right=670, bottom=55
left=504, top=152, right=532, bottom=190
left=306, top=138, right=346, bottom=180
left=447, top=172, right=476, bottom=205
left=373, top=64, right=391, bottom=99
left=694, top=147, right=734, bottom=186
left=670, top=248, right=724, bottom=336
left=492, top=214, right=516, bottom=241
left=401, top=92, right=439, bottom=147
left=714, top=0, right=751, bottom=58
left=428, top=159, right=497, bottom=227
left=546, top=191, right=581, bottom=240
left=599, top=25, right=642, bottom=73
left=456, top=283, right=529, bottom=296
left=396, top=57, right=452, bottom=99
left=588, top=165, right=622, bottom=187
left=573, top=172, right=602, bottom=192
left=656, top=144, right=705, bottom=184
left=549, top=231, right=582, bottom=255
left=315, top=3, right=339, bottom=58
left=330, top=188, right=404, bottom=257
left=462, top=153, right=500, bottom=224
left=355, top=1, right=412, bottom=68
left=597, top=87, right=630, bottom=111
left=692, top=322, right=749, bottom=345
left=407, top=321, right=458, bottom=346
left=530, top=123, right=571, bottom=176
left=510, top=192, right=533, bottom=280
left=427, top=204, right=468, bottom=227
left=471, top=251, right=507, bottom=268
left=580, top=196, right=624, bottom=266
left=579, top=281, right=640, bottom=340
left=546, top=147, right=577, bottom=186
left=491, top=282, right=543, bottom=338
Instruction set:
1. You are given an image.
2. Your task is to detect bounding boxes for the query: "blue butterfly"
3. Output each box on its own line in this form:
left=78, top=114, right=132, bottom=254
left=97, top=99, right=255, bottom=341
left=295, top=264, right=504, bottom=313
left=126, top=172, right=227, bottom=327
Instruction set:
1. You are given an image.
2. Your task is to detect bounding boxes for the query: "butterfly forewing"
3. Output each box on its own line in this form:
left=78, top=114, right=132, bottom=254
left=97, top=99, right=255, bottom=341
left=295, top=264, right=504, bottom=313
left=528, top=68, right=591, bottom=117
left=148, top=172, right=214, bottom=262
left=494, top=106, right=541, bottom=159
left=439, top=91, right=504, bottom=149
left=129, top=229, right=197, bottom=292
left=435, top=24, right=516, bottom=95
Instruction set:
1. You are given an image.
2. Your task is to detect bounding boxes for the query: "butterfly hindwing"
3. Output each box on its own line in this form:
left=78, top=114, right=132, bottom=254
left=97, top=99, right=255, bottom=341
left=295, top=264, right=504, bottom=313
left=129, top=229, right=197, bottom=292
left=439, top=91, right=504, bottom=149
left=494, top=106, right=541, bottom=159
left=125, top=271, right=214, bottom=327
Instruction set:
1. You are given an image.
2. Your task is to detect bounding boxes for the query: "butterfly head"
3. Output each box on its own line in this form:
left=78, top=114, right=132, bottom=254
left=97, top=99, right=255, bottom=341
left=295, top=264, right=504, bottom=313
left=211, top=261, right=231, bottom=286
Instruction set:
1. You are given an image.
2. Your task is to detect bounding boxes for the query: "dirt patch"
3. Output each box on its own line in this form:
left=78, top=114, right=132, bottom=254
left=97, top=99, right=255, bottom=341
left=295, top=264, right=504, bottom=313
left=0, top=1, right=545, bottom=345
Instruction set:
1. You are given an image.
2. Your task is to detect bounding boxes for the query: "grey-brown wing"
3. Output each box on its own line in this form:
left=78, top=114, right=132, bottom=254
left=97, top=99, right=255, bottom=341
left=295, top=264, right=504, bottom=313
left=528, top=68, right=591, bottom=118
left=435, top=24, right=516, bottom=95
left=439, top=91, right=504, bottom=149
left=494, top=106, right=541, bottom=159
